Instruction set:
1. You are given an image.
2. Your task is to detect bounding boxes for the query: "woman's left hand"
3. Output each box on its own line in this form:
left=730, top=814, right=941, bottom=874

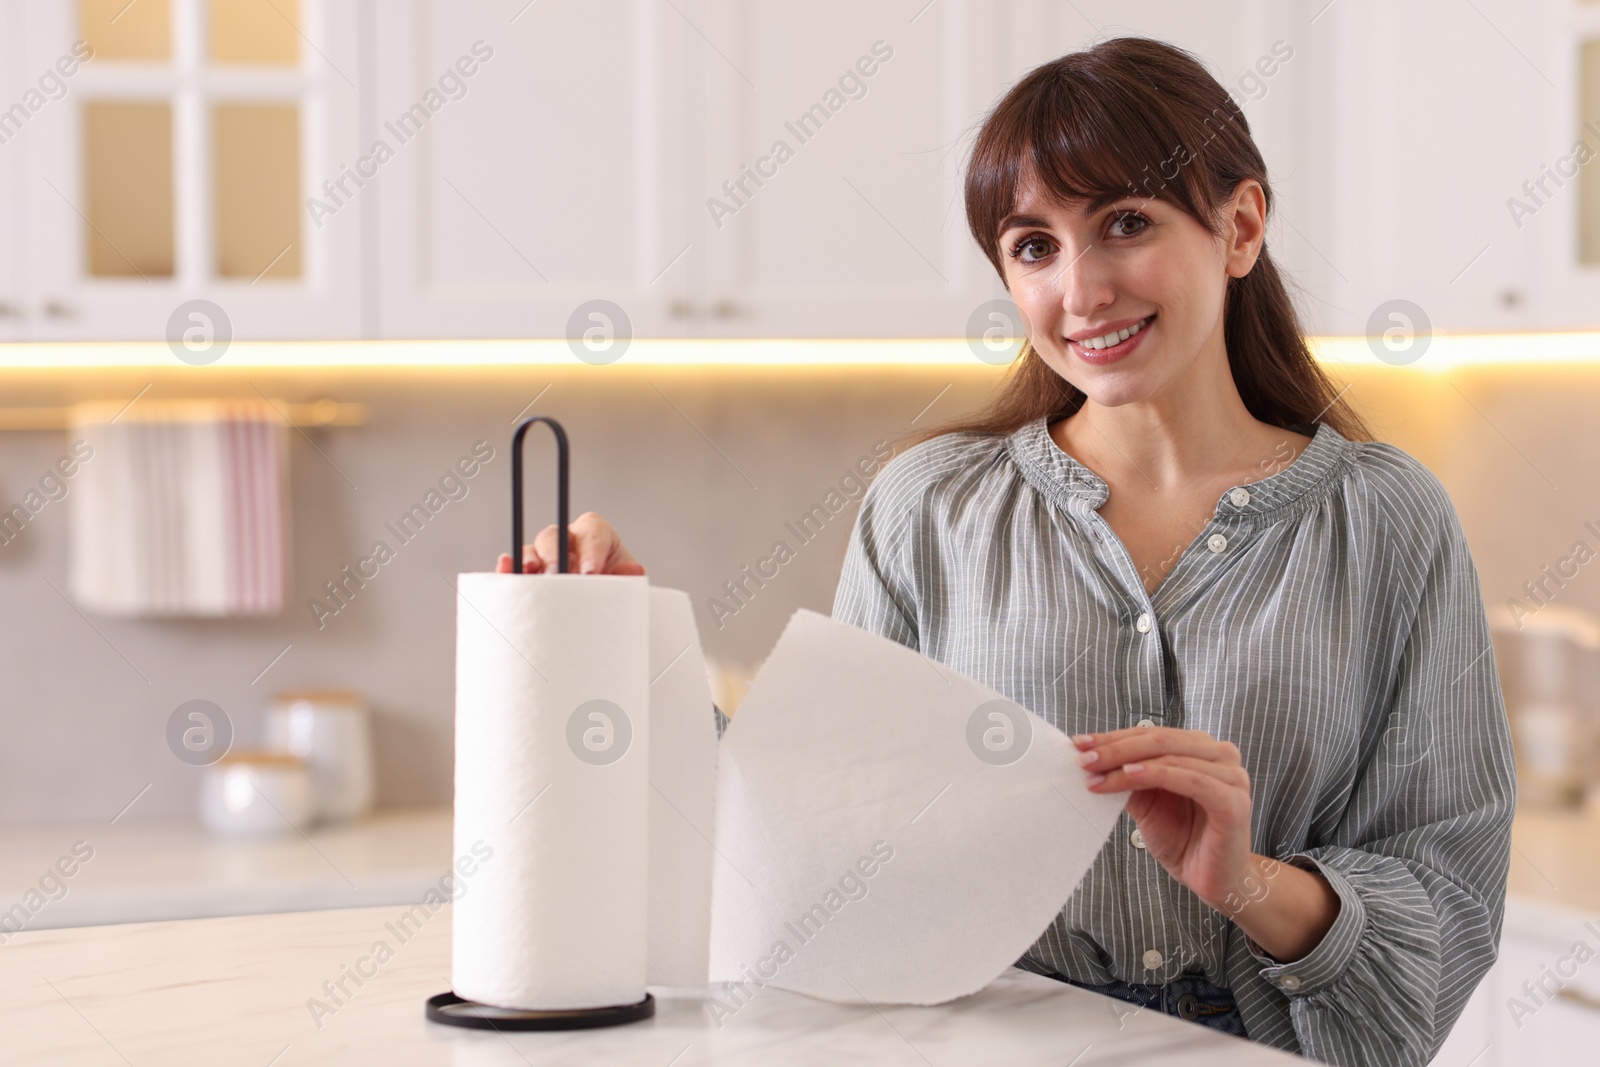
left=1073, top=726, right=1256, bottom=912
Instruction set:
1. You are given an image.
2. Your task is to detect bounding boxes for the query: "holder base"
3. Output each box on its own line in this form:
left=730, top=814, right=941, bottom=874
left=425, top=991, right=655, bottom=1031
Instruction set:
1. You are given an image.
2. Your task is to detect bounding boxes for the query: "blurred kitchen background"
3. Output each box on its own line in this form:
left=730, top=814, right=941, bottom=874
left=3, top=2, right=1600, bottom=1061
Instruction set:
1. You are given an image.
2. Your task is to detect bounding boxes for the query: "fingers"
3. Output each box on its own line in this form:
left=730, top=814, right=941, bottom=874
left=1074, top=727, right=1242, bottom=771
left=529, top=523, right=564, bottom=572
left=495, top=552, right=513, bottom=574
left=1086, top=752, right=1250, bottom=801
left=512, top=512, right=647, bottom=576
left=569, top=514, right=615, bottom=575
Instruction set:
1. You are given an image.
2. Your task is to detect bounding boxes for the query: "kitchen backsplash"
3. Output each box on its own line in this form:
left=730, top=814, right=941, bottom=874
left=1, top=358, right=1596, bottom=823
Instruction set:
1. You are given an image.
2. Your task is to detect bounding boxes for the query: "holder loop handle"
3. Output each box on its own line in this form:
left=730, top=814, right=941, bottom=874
left=511, top=417, right=570, bottom=574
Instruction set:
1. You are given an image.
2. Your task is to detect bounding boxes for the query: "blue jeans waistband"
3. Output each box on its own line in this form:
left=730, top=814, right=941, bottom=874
left=1046, top=971, right=1248, bottom=1038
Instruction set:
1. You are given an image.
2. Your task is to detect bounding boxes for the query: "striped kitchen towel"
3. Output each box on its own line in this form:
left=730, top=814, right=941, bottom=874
left=69, top=399, right=289, bottom=616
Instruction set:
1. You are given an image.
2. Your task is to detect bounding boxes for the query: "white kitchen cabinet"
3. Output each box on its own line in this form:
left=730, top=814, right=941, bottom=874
left=1532, top=1, right=1600, bottom=331
left=1277, top=0, right=1557, bottom=337
left=3, top=0, right=1592, bottom=341
left=371, top=0, right=700, bottom=341
left=0, top=0, right=21, bottom=340
left=998, top=0, right=1595, bottom=339
left=371, top=0, right=1012, bottom=340
left=684, top=0, right=1004, bottom=337
left=8, top=0, right=364, bottom=341
left=378, top=0, right=1294, bottom=339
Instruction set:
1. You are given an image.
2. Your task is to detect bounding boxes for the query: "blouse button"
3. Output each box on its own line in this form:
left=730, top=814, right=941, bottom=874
left=1130, top=828, right=1145, bottom=849
left=1136, top=718, right=1155, bottom=728
left=1134, top=612, right=1153, bottom=633
left=1206, top=533, right=1228, bottom=553
left=1280, top=974, right=1302, bottom=992
left=1229, top=487, right=1251, bottom=507
left=1142, top=948, right=1164, bottom=971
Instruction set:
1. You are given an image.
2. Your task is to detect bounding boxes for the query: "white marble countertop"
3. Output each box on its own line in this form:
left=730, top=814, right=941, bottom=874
left=5, top=802, right=1593, bottom=938
left=0, top=808, right=451, bottom=930
left=0, top=904, right=1301, bottom=1065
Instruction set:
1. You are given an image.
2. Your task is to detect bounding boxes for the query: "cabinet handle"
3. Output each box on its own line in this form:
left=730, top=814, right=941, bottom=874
left=43, top=300, right=75, bottom=319
left=712, top=300, right=739, bottom=319
left=0, top=300, right=18, bottom=318
left=1557, top=987, right=1600, bottom=1013
left=669, top=299, right=696, bottom=319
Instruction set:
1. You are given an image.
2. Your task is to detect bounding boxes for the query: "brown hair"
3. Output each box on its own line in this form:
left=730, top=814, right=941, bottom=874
left=904, top=36, right=1370, bottom=450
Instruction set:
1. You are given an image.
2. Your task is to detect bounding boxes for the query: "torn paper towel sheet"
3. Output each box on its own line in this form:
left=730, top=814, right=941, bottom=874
left=646, top=586, right=718, bottom=988
left=708, top=608, right=1125, bottom=1006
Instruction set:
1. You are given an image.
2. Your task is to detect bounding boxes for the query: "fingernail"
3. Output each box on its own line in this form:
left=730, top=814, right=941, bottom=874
left=1125, top=762, right=1144, bottom=774
left=580, top=560, right=596, bottom=574
left=1071, top=734, right=1094, bottom=745
left=1085, top=773, right=1106, bottom=786
left=1077, top=750, right=1099, bottom=766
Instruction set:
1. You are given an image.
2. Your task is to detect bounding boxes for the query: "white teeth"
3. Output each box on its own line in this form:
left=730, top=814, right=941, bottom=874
left=1080, top=316, right=1150, bottom=349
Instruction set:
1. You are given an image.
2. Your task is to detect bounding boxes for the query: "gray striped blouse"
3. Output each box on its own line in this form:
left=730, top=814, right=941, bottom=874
left=829, top=414, right=1517, bottom=1066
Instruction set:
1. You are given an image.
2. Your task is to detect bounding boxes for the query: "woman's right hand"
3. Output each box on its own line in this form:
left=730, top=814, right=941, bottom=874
left=494, top=511, right=645, bottom=576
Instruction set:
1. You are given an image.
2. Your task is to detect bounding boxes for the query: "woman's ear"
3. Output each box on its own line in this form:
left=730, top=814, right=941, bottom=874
left=1223, top=178, right=1267, bottom=280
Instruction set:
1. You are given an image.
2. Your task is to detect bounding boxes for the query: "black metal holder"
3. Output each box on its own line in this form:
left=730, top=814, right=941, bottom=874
left=428, top=416, right=656, bottom=1031
left=510, top=415, right=570, bottom=575
left=425, top=990, right=655, bottom=1031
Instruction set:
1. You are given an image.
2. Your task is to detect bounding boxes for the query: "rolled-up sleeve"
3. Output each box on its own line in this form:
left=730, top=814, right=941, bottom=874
left=1240, top=498, right=1517, bottom=1066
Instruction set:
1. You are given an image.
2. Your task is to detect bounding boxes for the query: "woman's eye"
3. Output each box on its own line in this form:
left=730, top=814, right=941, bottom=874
left=1109, top=212, right=1149, bottom=238
left=1012, top=236, right=1054, bottom=263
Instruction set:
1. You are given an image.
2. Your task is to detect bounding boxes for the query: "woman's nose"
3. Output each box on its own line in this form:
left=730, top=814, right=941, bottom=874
left=1058, top=246, right=1117, bottom=318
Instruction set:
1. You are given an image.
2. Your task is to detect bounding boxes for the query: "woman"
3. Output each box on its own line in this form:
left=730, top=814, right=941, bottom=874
left=498, top=36, right=1515, bottom=1067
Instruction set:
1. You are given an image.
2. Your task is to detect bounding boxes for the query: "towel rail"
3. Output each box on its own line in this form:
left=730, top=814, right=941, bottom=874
left=0, top=399, right=367, bottom=431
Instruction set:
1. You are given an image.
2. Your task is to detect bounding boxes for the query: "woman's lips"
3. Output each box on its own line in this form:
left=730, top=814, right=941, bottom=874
left=1069, top=314, right=1155, bottom=365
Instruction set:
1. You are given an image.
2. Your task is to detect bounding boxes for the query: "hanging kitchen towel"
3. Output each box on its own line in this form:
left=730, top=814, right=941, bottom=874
left=68, top=399, right=289, bottom=616
left=707, top=608, right=1127, bottom=1006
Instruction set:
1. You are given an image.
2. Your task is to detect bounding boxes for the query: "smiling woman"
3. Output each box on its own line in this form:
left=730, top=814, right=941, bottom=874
left=829, top=35, right=1517, bottom=1067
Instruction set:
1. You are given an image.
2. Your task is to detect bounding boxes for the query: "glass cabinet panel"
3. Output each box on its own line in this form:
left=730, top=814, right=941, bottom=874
left=209, top=0, right=299, bottom=65
left=79, top=0, right=171, bottom=62
left=213, top=103, right=301, bottom=279
left=83, top=101, right=175, bottom=277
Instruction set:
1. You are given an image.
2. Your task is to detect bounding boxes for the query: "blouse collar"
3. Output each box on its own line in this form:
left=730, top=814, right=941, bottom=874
left=1004, top=414, right=1352, bottom=518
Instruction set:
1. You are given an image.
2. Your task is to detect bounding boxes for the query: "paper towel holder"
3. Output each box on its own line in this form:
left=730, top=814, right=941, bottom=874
left=511, top=415, right=570, bottom=575
left=428, top=413, right=656, bottom=1031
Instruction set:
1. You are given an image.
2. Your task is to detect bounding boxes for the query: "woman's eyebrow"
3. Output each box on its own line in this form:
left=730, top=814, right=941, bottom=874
left=997, top=212, right=1051, bottom=234
left=998, top=194, right=1137, bottom=235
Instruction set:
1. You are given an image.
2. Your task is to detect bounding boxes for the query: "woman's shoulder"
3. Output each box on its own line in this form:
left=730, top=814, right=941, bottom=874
left=1331, top=434, right=1462, bottom=545
left=866, top=428, right=1015, bottom=512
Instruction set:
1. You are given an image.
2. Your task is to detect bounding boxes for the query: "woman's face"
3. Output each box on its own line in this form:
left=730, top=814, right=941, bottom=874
left=996, top=172, right=1265, bottom=409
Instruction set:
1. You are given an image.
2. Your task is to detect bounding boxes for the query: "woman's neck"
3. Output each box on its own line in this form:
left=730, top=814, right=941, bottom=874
left=1050, top=362, right=1309, bottom=493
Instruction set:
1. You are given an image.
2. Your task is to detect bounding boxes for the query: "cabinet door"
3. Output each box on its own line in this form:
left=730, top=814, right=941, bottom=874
left=1286, top=0, right=1546, bottom=336
left=18, top=0, right=362, bottom=341
left=372, top=0, right=693, bottom=340
left=1530, top=2, right=1600, bottom=330
left=689, top=0, right=1004, bottom=338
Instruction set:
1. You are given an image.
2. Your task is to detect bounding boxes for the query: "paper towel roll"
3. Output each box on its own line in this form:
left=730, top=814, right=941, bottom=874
left=645, top=587, right=718, bottom=988
left=452, top=572, right=651, bottom=1011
